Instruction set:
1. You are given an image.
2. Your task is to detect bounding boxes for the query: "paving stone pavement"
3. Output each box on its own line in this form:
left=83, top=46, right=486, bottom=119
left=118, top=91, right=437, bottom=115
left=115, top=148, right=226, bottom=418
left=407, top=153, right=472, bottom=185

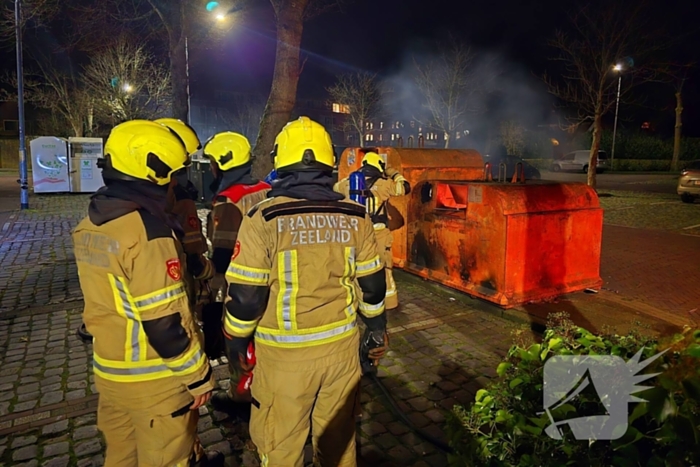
left=1, top=194, right=518, bottom=466
left=0, top=195, right=88, bottom=314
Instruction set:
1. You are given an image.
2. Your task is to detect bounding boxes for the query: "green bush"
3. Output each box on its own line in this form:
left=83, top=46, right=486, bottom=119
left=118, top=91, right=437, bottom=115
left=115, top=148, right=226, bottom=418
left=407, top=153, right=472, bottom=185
left=596, top=131, right=700, bottom=161
left=446, top=313, right=700, bottom=467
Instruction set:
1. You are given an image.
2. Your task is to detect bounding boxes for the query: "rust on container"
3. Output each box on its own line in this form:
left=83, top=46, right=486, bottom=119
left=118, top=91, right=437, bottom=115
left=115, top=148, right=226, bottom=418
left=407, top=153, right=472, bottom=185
left=338, top=147, right=485, bottom=268
left=405, top=180, right=603, bottom=308
left=337, top=147, right=603, bottom=308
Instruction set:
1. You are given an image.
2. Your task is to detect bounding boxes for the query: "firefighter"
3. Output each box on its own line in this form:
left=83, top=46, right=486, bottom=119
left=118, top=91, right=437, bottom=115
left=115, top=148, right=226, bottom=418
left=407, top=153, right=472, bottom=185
left=202, top=132, right=271, bottom=409
left=156, top=119, right=217, bottom=352
left=223, top=117, right=389, bottom=466
left=334, top=152, right=411, bottom=310
left=71, top=120, right=223, bottom=466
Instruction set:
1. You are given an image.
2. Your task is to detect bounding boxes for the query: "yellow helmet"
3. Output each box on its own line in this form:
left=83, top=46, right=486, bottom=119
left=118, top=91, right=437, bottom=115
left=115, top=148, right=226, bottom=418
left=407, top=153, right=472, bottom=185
left=272, top=116, right=334, bottom=172
left=202, top=132, right=251, bottom=171
left=102, top=119, right=189, bottom=186
left=362, top=152, right=386, bottom=173
left=154, top=118, right=201, bottom=155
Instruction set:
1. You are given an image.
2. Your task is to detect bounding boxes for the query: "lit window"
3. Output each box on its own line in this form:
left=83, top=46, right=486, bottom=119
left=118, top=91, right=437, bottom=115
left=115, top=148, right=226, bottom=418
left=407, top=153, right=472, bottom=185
left=332, top=103, right=350, bottom=114
left=444, top=132, right=449, bottom=140
left=380, top=122, right=384, bottom=129
left=396, top=121, right=400, bottom=128
left=365, top=134, right=374, bottom=142
left=379, top=134, right=383, bottom=141
left=418, top=127, right=422, bottom=132
left=391, top=134, right=395, bottom=141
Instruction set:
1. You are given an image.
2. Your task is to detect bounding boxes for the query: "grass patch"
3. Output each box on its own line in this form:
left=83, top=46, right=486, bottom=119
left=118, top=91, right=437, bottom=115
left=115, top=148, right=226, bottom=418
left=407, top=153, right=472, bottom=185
left=599, top=190, right=700, bottom=232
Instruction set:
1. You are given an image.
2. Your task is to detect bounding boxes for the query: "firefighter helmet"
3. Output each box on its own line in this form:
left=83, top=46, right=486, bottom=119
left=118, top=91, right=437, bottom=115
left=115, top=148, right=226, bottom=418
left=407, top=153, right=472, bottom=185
left=203, top=132, right=252, bottom=172
left=101, top=120, right=189, bottom=186
left=272, top=117, right=334, bottom=172
left=362, top=152, right=386, bottom=173
left=154, top=118, right=201, bottom=156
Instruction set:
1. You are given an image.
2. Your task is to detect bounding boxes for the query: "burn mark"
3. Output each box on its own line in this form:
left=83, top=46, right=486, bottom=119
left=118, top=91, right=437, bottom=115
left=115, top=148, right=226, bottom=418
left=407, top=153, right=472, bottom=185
left=476, top=279, right=497, bottom=296
left=410, top=231, right=434, bottom=269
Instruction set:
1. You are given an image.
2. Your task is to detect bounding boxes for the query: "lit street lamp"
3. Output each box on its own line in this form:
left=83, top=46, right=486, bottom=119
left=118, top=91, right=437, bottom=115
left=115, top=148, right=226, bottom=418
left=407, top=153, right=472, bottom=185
left=611, top=63, right=624, bottom=171
left=185, top=2, right=232, bottom=126
left=123, top=83, right=133, bottom=93
left=15, top=0, right=29, bottom=210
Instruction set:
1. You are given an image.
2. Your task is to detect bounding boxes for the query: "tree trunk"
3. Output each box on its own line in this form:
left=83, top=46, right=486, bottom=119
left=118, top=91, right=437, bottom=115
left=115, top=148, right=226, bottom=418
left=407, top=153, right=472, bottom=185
left=671, top=91, right=682, bottom=172
left=588, top=111, right=602, bottom=188
left=169, top=35, right=189, bottom=122
left=252, top=1, right=308, bottom=179
left=444, top=132, right=451, bottom=149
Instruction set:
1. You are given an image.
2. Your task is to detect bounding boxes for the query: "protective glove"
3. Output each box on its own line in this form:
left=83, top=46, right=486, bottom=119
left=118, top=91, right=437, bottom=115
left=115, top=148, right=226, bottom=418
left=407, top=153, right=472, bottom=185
left=186, top=253, right=205, bottom=278
left=368, top=331, right=389, bottom=367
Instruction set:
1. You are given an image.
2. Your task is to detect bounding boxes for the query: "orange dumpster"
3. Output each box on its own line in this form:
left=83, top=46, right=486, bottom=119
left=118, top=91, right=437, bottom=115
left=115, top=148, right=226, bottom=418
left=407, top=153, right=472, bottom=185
left=405, top=180, right=603, bottom=308
left=338, top=146, right=484, bottom=268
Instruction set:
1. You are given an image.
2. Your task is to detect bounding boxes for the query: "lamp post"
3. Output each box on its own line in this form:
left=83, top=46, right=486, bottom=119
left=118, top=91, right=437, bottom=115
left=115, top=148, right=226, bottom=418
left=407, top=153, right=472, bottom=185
left=185, top=35, right=191, bottom=125
left=611, top=64, right=623, bottom=172
left=15, top=0, right=29, bottom=210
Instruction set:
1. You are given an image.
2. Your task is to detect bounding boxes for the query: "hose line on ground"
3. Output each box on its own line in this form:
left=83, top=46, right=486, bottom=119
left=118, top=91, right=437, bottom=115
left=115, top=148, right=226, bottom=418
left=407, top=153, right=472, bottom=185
left=368, top=372, right=454, bottom=454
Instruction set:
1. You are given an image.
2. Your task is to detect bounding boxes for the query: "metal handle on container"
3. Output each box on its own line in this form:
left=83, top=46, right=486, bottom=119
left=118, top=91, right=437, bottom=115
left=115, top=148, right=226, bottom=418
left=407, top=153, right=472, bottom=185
left=483, top=163, right=493, bottom=182
left=498, top=162, right=507, bottom=182
left=511, top=162, right=525, bottom=184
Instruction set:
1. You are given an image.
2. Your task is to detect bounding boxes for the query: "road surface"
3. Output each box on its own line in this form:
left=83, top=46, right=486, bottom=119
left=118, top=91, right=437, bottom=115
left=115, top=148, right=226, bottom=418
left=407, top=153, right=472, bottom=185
left=542, top=171, right=678, bottom=194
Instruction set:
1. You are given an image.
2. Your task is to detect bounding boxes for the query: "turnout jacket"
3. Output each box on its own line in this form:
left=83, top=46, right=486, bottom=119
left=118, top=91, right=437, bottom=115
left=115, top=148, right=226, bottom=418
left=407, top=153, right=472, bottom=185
left=73, top=203, right=213, bottom=399
left=224, top=196, right=388, bottom=362
left=334, top=167, right=410, bottom=229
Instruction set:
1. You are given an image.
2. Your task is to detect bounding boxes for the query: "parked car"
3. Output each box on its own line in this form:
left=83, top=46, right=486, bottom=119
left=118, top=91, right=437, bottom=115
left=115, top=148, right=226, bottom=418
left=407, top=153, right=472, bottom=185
left=483, top=155, right=541, bottom=180
left=551, top=150, right=609, bottom=173
left=678, top=160, right=700, bottom=203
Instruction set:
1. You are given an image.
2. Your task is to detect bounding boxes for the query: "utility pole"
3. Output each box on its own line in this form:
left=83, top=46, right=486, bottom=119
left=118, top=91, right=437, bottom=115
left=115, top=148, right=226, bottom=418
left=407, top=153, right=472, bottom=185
left=15, top=0, right=29, bottom=209
left=611, top=72, right=622, bottom=172
left=185, top=36, right=191, bottom=126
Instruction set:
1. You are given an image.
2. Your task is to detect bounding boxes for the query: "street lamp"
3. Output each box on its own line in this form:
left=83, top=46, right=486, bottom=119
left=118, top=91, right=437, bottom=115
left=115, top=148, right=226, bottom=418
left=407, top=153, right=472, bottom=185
left=611, top=63, right=623, bottom=171
left=15, top=0, right=29, bottom=210
left=184, top=3, right=231, bottom=126
left=122, top=83, right=133, bottom=93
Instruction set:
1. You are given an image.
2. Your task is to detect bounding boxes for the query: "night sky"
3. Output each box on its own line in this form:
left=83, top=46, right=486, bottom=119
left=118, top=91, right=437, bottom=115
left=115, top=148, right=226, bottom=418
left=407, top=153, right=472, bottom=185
left=196, top=0, right=700, bottom=135
left=3, top=0, right=700, bottom=136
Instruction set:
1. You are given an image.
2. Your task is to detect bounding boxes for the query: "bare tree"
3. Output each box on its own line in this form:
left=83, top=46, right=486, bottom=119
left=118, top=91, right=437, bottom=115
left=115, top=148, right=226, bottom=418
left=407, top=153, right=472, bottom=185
left=83, top=39, right=171, bottom=124
left=326, top=72, right=384, bottom=143
left=648, top=63, right=694, bottom=172
left=218, top=94, right=266, bottom=143
left=499, top=120, right=526, bottom=155
left=543, top=2, right=668, bottom=187
left=0, top=0, right=60, bottom=38
left=69, top=0, right=241, bottom=123
left=1, top=68, right=92, bottom=137
left=413, top=41, right=493, bottom=149
left=251, top=0, right=350, bottom=178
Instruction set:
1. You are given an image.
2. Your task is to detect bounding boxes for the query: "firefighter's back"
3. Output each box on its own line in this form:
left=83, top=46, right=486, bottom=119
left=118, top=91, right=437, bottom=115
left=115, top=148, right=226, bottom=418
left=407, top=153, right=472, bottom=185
left=73, top=209, right=194, bottom=407
left=230, top=195, right=382, bottom=363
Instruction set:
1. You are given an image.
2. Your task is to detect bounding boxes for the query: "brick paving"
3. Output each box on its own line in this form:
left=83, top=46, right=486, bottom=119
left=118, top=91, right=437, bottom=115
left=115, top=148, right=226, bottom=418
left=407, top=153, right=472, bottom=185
left=4, top=190, right=695, bottom=465
left=0, top=192, right=517, bottom=466
left=601, top=225, right=700, bottom=317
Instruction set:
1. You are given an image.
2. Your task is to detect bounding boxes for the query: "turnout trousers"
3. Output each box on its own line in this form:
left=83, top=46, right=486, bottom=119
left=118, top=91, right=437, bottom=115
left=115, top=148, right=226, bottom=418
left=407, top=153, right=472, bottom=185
left=250, top=346, right=362, bottom=467
left=97, top=381, right=203, bottom=467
